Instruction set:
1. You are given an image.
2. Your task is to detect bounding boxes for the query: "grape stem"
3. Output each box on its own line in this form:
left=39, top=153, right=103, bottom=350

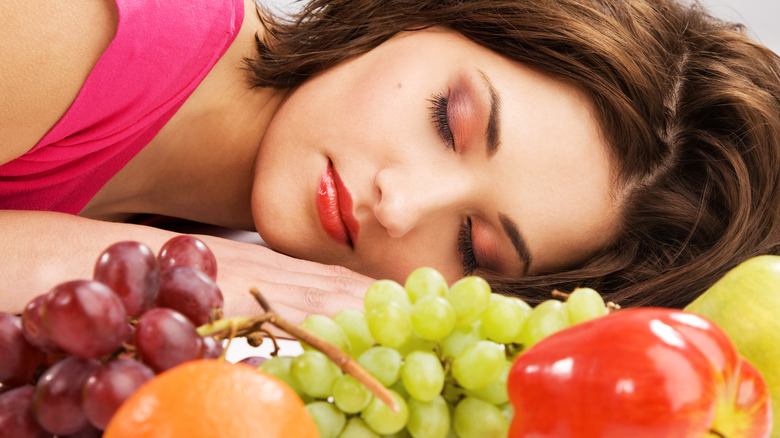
left=248, top=287, right=399, bottom=413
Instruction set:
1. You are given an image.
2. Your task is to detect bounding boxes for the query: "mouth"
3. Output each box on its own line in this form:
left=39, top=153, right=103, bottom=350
left=317, top=160, right=360, bottom=248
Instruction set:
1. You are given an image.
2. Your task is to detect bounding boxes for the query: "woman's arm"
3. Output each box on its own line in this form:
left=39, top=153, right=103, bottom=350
left=0, top=211, right=371, bottom=324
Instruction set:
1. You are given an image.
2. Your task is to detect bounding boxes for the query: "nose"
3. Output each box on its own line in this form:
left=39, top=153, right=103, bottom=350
left=372, top=165, right=471, bottom=238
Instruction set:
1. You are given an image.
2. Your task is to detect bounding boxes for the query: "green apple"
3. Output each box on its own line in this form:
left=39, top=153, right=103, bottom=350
left=685, top=254, right=780, bottom=437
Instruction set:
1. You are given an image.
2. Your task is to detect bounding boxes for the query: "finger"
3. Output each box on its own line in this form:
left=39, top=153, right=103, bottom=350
left=224, top=280, right=364, bottom=320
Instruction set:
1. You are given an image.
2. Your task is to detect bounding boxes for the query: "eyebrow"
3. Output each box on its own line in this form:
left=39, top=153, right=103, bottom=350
left=499, top=213, right=533, bottom=276
left=478, top=70, right=501, bottom=157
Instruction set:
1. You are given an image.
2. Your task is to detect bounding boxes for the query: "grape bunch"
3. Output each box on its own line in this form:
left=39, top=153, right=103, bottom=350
left=0, top=236, right=225, bottom=436
left=258, top=267, right=612, bottom=438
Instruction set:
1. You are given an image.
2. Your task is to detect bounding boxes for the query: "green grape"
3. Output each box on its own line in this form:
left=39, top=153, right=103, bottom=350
left=440, top=320, right=482, bottom=359
left=407, top=395, right=450, bottom=438
left=519, top=299, right=569, bottom=347
left=364, top=280, right=411, bottom=312
left=499, top=403, right=515, bottom=424
left=301, top=314, right=351, bottom=353
left=357, top=346, right=402, bottom=387
left=451, top=340, right=505, bottom=390
left=401, top=351, right=445, bottom=402
left=361, top=389, right=409, bottom=435
left=290, top=350, right=342, bottom=399
left=404, top=267, right=448, bottom=303
left=334, top=308, right=376, bottom=359
left=259, top=356, right=311, bottom=402
left=446, top=276, right=491, bottom=327
left=366, top=301, right=413, bottom=349
left=453, top=397, right=508, bottom=438
left=464, top=360, right=511, bottom=405
left=397, top=333, right=437, bottom=358
left=307, top=401, right=347, bottom=438
left=479, top=294, right=532, bottom=344
left=390, top=380, right=411, bottom=400
left=410, top=295, right=456, bottom=341
left=566, top=287, right=607, bottom=325
left=332, top=374, right=372, bottom=414
left=338, top=417, right=380, bottom=438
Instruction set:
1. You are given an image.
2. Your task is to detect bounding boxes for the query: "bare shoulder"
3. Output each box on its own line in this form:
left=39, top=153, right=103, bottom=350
left=0, top=0, right=118, bottom=165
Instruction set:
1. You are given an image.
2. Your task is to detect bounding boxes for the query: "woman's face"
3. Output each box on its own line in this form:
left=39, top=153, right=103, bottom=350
left=252, top=27, right=622, bottom=284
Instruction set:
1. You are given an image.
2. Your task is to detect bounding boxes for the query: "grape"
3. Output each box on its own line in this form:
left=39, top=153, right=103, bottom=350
left=201, top=335, right=224, bottom=359
left=357, top=346, right=402, bottom=387
left=21, top=295, right=62, bottom=353
left=452, top=397, right=508, bottom=438
left=451, top=341, right=505, bottom=390
left=156, top=266, right=223, bottom=326
left=32, top=356, right=100, bottom=436
left=306, top=401, right=346, bottom=438
left=290, top=350, right=342, bottom=399
left=566, top=287, right=608, bottom=324
left=301, top=314, right=351, bottom=353
left=332, top=374, right=372, bottom=414
left=43, top=280, right=128, bottom=359
left=237, top=356, right=266, bottom=367
left=0, top=385, right=50, bottom=438
left=360, top=389, right=409, bottom=435
left=363, top=280, right=411, bottom=312
left=404, top=267, right=448, bottom=303
left=157, top=235, right=217, bottom=281
left=440, top=321, right=482, bottom=359
left=333, top=308, right=375, bottom=359
left=366, top=301, right=413, bottom=349
left=401, top=351, right=445, bottom=402
left=338, top=417, right=380, bottom=438
left=62, top=422, right=102, bottom=437
left=464, top=360, right=511, bottom=405
left=407, top=395, right=450, bottom=438
left=82, top=358, right=155, bottom=430
left=410, top=295, right=455, bottom=341
left=446, top=276, right=491, bottom=327
left=479, top=294, right=531, bottom=344
left=93, top=241, right=159, bottom=317
left=519, top=299, right=569, bottom=347
left=134, top=308, right=204, bottom=373
left=396, top=333, right=436, bottom=358
left=259, top=356, right=309, bottom=401
left=0, top=313, right=46, bottom=386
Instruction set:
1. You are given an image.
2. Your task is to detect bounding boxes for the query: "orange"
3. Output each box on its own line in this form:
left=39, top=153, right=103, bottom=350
left=103, top=359, right=319, bottom=438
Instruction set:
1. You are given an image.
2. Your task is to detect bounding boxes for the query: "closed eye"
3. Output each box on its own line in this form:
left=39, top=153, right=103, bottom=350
left=429, top=93, right=455, bottom=150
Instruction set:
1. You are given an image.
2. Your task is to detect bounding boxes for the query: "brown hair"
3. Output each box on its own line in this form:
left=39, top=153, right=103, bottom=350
left=246, top=0, right=780, bottom=308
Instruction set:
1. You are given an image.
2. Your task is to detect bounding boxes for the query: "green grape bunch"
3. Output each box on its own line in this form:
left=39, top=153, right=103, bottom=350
left=259, top=267, right=612, bottom=438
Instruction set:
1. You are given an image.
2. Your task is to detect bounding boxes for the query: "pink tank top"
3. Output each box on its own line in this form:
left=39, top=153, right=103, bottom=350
left=0, top=0, right=244, bottom=214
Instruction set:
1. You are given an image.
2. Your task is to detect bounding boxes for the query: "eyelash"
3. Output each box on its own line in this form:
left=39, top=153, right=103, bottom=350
left=429, top=93, right=455, bottom=150
left=458, top=218, right=479, bottom=275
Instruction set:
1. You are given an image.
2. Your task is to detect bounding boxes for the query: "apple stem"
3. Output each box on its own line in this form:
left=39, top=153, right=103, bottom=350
left=249, top=287, right=400, bottom=413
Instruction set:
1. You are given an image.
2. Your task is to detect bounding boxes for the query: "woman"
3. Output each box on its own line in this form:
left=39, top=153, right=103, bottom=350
left=1, top=0, right=778, bottom=321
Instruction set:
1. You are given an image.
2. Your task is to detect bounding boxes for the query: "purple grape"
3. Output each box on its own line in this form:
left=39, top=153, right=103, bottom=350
left=61, top=423, right=102, bottom=437
left=135, top=308, right=204, bottom=373
left=43, top=280, right=128, bottom=359
left=158, top=235, right=217, bottom=281
left=32, top=356, right=100, bottom=436
left=0, top=385, right=52, bottom=438
left=0, top=313, right=47, bottom=386
left=82, top=359, right=155, bottom=430
left=238, top=356, right=268, bottom=368
left=21, top=295, right=62, bottom=354
left=94, top=241, right=160, bottom=317
left=201, top=335, right=224, bottom=359
left=156, top=266, right=224, bottom=325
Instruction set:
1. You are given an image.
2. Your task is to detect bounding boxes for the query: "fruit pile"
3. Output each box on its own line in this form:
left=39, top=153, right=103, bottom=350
left=0, top=236, right=227, bottom=436
left=258, top=267, right=613, bottom=438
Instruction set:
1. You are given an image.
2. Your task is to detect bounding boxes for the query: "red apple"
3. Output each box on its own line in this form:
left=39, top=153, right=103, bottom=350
left=507, top=308, right=772, bottom=438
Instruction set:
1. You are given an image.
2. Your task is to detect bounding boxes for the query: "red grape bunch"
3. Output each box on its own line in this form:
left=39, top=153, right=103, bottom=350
left=0, top=235, right=225, bottom=436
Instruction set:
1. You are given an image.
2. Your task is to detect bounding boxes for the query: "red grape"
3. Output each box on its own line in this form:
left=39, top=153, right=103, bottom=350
left=82, top=359, right=155, bottom=430
left=238, top=356, right=268, bottom=368
left=21, top=295, right=62, bottom=354
left=94, top=241, right=160, bottom=317
left=135, top=308, right=204, bottom=373
left=43, top=280, right=128, bottom=359
left=0, top=313, right=47, bottom=387
left=202, top=335, right=224, bottom=359
left=32, top=356, right=100, bottom=436
left=156, top=266, right=224, bottom=325
left=0, top=384, right=51, bottom=438
left=158, top=235, right=217, bottom=281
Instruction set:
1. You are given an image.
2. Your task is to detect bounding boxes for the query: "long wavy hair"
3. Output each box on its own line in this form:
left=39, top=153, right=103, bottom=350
left=246, top=0, right=780, bottom=308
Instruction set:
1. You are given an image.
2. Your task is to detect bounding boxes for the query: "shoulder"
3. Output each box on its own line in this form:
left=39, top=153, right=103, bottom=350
left=0, top=0, right=118, bottom=166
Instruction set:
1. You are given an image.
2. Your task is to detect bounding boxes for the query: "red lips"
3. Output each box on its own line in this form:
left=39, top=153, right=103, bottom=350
left=317, top=161, right=359, bottom=247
